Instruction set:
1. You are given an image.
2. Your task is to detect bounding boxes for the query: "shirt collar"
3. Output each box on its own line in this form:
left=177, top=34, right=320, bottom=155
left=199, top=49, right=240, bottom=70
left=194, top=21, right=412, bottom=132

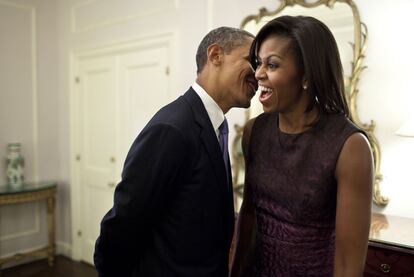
left=192, top=81, right=225, bottom=134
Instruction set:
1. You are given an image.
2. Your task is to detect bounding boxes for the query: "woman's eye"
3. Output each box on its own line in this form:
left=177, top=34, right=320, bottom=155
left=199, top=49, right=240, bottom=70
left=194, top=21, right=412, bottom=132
left=268, top=63, right=278, bottom=69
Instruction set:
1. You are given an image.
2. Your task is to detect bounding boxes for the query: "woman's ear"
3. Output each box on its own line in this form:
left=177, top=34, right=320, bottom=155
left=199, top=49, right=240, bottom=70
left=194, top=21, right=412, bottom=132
left=302, top=78, right=308, bottom=90
left=207, top=43, right=224, bottom=66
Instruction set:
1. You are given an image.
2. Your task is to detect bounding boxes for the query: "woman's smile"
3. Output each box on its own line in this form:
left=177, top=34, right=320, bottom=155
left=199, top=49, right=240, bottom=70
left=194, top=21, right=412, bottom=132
left=258, top=85, right=274, bottom=105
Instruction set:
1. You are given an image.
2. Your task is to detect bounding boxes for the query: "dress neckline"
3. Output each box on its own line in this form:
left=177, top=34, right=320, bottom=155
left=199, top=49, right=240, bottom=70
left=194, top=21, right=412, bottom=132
left=275, top=112, right=328, bottom=137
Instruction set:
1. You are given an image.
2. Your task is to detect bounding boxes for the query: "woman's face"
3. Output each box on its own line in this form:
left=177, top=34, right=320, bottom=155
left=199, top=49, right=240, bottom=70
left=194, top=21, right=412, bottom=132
left=255, top=35, right=307, bottom=114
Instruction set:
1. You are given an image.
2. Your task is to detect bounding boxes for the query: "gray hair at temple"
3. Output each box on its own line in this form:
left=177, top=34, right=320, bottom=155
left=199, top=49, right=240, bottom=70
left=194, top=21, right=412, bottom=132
left=196, top=27, right=254, bottom=73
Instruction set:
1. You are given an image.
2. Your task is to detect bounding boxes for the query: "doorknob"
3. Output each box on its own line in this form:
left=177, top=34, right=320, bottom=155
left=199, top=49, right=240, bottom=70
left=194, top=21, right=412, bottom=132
left=110, top=157, right=116, bottom=163
left=108, top=182, right=115, bottom=188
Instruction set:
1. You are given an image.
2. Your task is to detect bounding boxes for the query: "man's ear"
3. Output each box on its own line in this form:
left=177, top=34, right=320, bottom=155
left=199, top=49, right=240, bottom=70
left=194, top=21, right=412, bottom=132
left=207, top=43, right=224, bottom=66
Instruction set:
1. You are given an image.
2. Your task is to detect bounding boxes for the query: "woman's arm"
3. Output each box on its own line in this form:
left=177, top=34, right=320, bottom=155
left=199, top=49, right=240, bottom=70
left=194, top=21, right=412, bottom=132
left=334, top=132, right=373, bottom=277
left=229, top=118, right=257, bottom=277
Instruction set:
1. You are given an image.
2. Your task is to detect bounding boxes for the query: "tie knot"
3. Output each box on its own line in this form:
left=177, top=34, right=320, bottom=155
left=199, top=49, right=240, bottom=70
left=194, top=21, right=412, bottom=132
left=219, top=118, right=228, bottom=135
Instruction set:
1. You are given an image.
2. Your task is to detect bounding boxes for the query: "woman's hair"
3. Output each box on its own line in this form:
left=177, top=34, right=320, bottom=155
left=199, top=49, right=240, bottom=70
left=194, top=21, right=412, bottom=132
left=249, top=15, right=349, bottom=116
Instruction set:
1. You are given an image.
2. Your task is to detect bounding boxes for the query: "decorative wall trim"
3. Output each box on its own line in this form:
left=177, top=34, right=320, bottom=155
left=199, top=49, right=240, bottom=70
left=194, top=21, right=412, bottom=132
left=207, top=0, right=214, bottom=31
left=30, top=6, right=39, bottom=183
left=0, top=1, right=39, bottom=183
left=56, top=241, right=72, bottom=258
left=0, top=204, right=40, bottom=242
left=0, top=0, right=41, bottom=252
left=74, top=32, right=175, bottom=58
left=0, top=0, right=33, bottom=10
left=71, top=0, right=176, bottom=33
left=0, top=243, right=46, bottom=261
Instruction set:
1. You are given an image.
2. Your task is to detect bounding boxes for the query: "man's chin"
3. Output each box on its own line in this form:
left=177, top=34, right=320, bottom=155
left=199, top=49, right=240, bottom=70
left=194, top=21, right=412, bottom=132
left=241, top=101, right=251, bottom=109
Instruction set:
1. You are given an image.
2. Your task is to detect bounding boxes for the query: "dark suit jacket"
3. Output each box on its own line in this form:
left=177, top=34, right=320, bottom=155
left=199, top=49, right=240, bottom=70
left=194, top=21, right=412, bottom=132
left=94, top=88, right=234, bottom=277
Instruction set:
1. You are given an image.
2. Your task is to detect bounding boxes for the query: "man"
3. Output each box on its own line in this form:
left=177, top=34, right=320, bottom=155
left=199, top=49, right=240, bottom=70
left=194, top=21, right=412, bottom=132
left=94, top=27, right=257, bottom=277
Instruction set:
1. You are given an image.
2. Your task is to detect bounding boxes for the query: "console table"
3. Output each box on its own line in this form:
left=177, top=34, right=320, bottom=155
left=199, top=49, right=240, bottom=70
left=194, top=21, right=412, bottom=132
left=0, top=181, right=57, bottom=270
left=365, top=212, right=414, bottom=276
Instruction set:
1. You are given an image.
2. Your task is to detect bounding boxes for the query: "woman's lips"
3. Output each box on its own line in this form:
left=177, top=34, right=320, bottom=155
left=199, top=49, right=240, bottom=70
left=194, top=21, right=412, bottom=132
left=258, top=85, right=274, bottom=104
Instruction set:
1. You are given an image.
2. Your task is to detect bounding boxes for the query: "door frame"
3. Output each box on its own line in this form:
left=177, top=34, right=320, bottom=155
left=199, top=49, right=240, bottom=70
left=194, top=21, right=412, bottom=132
left=69, top=32, right=175, bottom=261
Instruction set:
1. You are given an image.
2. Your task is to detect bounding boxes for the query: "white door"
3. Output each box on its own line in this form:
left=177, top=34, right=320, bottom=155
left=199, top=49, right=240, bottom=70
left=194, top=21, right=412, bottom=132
left=74, top=45, right=171, bottom=264
left=77, top=56, right=118, bottom=264
left=118, top=46, right=170, bottom=165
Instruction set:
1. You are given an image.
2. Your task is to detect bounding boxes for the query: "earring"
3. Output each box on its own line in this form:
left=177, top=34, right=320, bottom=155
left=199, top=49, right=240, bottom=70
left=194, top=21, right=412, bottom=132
left=302, top=84, right=308, bottom=90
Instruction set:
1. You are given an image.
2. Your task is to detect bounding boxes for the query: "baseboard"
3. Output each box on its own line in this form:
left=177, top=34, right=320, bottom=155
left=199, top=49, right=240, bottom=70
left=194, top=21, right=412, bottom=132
left=0, top=245, right=47, bottom=269
left=56, top=241, right=72, bottom=258
left=0, top=242, right=73, bottom=269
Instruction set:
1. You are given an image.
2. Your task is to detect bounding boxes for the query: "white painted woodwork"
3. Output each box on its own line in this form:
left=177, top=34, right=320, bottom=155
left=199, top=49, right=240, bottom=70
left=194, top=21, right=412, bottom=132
left=77, top=56, right=117, bottom=264
left=74, top=44, right=170, bottom=264
left=118, top=46, right=169, bottom=165
left=72, top=0, right=176, bottom=33
left=0, top=1, right=51, bottom=260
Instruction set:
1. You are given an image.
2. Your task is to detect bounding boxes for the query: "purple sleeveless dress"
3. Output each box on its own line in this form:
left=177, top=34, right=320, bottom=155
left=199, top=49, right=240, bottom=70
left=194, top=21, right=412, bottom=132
left=243, top=112, right=361, bottom=277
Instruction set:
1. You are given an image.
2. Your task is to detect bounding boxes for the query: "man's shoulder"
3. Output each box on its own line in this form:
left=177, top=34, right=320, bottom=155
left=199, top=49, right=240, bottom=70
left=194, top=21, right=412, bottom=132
left=149, top=91, right=198, bottom=132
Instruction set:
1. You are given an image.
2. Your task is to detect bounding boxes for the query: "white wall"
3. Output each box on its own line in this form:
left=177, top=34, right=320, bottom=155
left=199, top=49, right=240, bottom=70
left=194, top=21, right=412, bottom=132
left=352, top=0, right=414, bottom=218
left=1, top=0, right=413, bottom=262
left=0, top=0, right=59, bottom=260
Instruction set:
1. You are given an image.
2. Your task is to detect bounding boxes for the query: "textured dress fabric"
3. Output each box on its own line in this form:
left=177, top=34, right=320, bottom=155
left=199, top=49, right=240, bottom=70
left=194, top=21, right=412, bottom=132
left=243, top=112, right=362, bottom=277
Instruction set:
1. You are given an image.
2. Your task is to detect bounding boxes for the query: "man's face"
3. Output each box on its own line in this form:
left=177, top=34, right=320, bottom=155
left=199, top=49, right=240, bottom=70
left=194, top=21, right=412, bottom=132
left=218, top=38, right=258, bottom=109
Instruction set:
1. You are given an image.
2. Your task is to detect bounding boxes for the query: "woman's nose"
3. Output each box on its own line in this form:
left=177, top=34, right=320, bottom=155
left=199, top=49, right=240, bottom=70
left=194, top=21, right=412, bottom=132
left=255, top=65, right=266, bottom=80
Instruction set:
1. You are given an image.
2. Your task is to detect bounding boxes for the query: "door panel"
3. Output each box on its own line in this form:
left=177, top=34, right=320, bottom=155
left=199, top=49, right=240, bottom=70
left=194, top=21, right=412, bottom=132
left=118, top=47, right=170, bottom=164
left=78, top=56, right=117, bottom=264
left=75, top=44, right=171, bottom=265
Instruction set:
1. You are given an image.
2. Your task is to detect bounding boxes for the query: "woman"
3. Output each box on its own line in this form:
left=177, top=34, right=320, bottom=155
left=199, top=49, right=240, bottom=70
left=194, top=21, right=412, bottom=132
left=230, top=16, right=373, bottom=277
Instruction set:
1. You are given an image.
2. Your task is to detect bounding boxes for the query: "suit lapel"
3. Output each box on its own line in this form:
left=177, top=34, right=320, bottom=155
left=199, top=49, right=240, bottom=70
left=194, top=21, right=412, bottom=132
left=184, top=88, right=235, bottom=245
left=184, top=88, right=228, bottom=195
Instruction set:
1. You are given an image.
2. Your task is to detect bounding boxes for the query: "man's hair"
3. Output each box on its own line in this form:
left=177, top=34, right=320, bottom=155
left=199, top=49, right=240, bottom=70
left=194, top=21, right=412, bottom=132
left=250, top=15, right=349, bottom=116
left=196, top=27, right=254, bottom=73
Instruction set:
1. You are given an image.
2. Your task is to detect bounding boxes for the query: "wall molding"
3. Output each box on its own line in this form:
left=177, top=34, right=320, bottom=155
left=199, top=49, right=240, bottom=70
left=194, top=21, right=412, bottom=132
left=56, top=241, right=72, bottom=258
left=0, top=243, right=48, bottom=266
left=74, top=32, right=175, bottom=59
left=0, top=203, right=40, bottom=242
left=30, top=5, right=39, bottom=183
left=0, top=0, right=39, bottom=183
left=207, top=0, right=214, bottom=31
left=0, top=0, right=33, bottom=10
left=71, top=0, right=176, bottom=33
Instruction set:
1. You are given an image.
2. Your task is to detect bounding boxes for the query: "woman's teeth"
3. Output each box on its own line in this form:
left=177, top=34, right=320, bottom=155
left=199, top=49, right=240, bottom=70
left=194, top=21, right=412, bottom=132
left=259, top=85, right=273, bottom=93
left=259, top=85, right=274, bottom=102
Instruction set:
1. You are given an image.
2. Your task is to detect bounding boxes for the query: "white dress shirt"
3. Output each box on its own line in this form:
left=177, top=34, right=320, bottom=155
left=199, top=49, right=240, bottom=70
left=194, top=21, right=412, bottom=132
left=192, top=82, right=225, bottom=140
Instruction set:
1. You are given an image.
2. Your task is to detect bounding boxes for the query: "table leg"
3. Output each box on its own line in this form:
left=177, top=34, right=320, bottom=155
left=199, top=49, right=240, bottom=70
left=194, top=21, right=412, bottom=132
left=47, top=196, right=55, bottom=266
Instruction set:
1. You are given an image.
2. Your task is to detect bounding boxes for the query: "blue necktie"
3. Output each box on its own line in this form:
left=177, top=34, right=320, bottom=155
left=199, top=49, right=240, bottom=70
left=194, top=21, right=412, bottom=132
left=219, top=118, right=229, bottom=183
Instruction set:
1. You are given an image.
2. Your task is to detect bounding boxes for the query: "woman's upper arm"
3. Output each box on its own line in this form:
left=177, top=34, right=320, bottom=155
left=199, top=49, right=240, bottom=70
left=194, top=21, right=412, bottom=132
left=334, top=132, right=373, bottom=275
left=242, top=118, right=256, bottom=159
left=241, top=118, right=256, bottom=203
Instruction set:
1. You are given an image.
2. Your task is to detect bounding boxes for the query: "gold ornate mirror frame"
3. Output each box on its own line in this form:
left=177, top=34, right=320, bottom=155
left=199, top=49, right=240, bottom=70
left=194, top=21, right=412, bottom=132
left=233, top=0, right=388, bottom=206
